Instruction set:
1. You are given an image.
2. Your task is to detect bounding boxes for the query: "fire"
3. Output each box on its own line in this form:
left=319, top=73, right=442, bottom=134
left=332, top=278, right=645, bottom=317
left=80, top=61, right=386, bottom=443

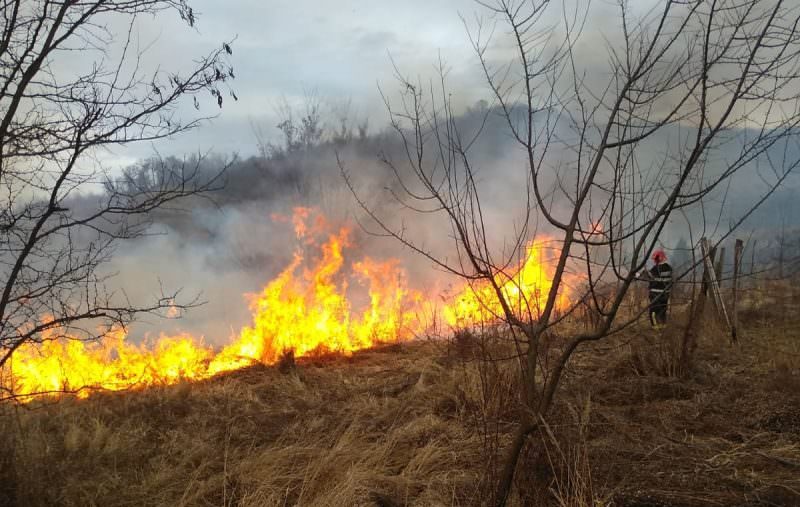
left=207, top=221, right=423, bottom=373
left=5, top=329, right=213, bottom=401
left=1, top=208, right=569, bottom=402
left=442, top=239, right=569, bottom=327
left=2, top=208, right=425, bottom=400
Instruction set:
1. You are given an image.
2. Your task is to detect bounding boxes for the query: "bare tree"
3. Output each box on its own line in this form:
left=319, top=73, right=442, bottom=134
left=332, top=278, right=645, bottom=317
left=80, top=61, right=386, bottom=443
left=0, top=0, right=235, bottom=396
left=342, top=0, right=800, bottom=503
left=267, top=89, right=325, bottom=156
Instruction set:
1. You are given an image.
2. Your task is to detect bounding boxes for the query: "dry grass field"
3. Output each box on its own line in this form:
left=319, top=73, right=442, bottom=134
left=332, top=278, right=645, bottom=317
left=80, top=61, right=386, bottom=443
left=1, top=297, right=799, bottom=507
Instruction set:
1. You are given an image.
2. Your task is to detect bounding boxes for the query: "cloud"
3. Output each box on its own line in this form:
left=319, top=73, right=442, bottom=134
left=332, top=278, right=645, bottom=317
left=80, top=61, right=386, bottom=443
left=92, top=0, right=495, bottom=166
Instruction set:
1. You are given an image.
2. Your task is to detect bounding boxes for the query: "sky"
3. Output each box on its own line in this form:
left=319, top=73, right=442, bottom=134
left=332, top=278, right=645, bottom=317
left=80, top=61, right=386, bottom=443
left=106, top=0, right=497, bottom=165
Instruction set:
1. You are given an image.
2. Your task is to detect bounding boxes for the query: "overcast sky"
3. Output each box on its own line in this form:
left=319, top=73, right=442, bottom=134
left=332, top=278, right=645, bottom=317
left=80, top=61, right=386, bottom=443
left=106, top=0, right=501, bottom=166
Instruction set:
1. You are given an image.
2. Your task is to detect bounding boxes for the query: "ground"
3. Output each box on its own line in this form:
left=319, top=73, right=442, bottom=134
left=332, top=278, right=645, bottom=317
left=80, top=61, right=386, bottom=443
left=1, top=311, right=799, bottom=506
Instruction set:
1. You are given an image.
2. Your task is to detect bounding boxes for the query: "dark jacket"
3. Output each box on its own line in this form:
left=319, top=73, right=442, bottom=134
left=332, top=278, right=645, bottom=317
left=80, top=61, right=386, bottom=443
left=648, top=262, right=673, bottom=299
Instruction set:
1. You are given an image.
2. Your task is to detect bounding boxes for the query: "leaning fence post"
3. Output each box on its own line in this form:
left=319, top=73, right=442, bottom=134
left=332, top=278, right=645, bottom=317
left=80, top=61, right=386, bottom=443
left=702, top=238, right=732, bottom=335
left=705, top=246, right=717, bottom=296
left=732, top=239, right=743, bottom=343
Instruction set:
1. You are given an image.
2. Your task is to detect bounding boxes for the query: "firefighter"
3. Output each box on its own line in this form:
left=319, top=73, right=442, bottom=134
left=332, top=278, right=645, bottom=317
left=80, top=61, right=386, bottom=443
left=644, top=249, right=673, bottom=327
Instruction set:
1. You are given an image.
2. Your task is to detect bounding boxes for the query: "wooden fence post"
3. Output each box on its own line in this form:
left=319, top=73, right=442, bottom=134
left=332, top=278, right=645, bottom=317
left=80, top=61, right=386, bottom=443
left=732, top=239, right=744, bottom=343
left=715, top=247, right=725, bottom=287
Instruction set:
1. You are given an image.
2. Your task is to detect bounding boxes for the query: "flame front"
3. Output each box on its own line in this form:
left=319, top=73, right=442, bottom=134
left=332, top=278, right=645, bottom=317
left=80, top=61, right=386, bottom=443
left=443, top=239, right=569, bottom=327
left=1, top=209, right=569, bottom=401
left=5, top=330, right=214, bottom=400
left=207, top=222, right=422, bottom=373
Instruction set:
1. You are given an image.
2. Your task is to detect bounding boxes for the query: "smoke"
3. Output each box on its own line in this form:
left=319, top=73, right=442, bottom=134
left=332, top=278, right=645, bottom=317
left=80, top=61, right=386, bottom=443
left=85, top=95, right=800, bottom=346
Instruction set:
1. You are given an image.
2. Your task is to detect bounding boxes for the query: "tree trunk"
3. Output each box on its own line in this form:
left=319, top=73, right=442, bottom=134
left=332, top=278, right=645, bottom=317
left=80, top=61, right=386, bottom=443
left=682, top=239, right=710, bottom=373
left=494, top=421, right=536, bottom=506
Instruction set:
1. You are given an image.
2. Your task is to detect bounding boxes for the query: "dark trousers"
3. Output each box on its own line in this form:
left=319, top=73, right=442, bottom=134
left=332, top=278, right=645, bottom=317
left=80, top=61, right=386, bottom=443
left=649, top=292, right=669, bottom=326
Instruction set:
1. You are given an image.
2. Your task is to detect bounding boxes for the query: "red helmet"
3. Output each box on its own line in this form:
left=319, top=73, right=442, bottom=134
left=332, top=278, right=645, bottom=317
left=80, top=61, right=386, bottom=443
left=652, top=249, right=667, bottom=263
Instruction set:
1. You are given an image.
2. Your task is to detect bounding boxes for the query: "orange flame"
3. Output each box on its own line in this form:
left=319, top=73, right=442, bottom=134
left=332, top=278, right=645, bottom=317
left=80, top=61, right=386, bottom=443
left=207, top=220, right=423, bottom=373
left=5, top=329, right=213, bottom=401
left=442, top=239, right=570, bottom=327
left=1, top=209, right=570, bottom=401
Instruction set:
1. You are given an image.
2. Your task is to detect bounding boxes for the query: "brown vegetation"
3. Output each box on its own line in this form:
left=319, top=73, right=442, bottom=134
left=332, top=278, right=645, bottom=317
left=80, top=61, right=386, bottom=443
left=1, top=300, right=798, bottom=507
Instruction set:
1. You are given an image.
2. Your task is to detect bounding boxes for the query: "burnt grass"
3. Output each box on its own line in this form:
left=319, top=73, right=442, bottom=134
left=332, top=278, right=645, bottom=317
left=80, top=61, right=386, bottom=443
left=1, top=315, right=799, bottom=506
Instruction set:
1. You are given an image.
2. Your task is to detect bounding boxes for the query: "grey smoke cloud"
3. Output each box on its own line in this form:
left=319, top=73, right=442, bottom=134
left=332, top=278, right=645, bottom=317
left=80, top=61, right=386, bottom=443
left=70, top=0, right=799, bottom=344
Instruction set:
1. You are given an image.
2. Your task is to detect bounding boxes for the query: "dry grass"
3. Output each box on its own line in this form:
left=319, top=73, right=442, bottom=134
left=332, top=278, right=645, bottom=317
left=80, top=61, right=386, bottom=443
left=1, top=296, right=799, bottom=506
left=0, top=343, right=494, bottom=507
